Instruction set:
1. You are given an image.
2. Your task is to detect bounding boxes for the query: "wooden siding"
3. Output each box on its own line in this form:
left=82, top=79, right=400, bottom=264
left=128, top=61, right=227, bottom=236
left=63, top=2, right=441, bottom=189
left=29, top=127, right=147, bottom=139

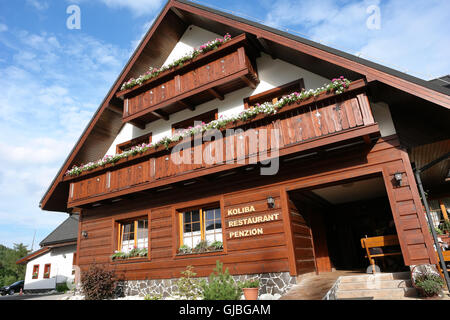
left=77, top=187, right=290, bottom=279
left=75, top=135, right=437, bottom=280
left=287, top=200, right=315, bottom=275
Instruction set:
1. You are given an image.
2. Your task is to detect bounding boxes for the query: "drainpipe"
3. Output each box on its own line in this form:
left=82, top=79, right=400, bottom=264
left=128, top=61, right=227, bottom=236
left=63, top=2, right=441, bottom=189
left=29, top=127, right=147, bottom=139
left=413, top=151, right=450, bottom=292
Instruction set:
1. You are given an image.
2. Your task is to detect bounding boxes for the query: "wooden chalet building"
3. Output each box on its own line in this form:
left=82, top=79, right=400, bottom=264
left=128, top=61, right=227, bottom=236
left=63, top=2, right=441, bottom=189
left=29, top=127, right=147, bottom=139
left=40, top=0, right=450, bottom=296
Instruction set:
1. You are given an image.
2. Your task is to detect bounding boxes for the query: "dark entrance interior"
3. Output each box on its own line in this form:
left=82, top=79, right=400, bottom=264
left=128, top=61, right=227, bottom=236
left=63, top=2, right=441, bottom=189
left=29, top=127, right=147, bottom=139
left=289, top=175, right=407, bottom=273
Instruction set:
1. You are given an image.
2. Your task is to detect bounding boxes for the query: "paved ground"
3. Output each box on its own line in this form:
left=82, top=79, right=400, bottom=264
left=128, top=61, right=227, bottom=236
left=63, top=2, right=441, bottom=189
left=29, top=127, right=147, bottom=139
left=0, top=293, right=72, bottom=300
left=281, top=270, right=366, bottom=300
left=281, top=270, right=450, bottom=300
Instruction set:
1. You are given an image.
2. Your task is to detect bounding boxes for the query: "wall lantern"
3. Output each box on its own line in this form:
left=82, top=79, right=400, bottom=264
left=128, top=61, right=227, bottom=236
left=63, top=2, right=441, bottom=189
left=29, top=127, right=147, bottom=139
left=81, top=231, right=88, bottom=238
left=394, top=172, right=403, bottom=187
left=267, top=196, right=275, bottom=209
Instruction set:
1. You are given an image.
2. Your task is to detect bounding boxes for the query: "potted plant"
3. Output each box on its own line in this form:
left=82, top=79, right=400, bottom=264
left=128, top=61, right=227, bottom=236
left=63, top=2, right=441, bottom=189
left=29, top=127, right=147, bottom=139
left=240, top=279, right=259, bottom=300
left=412, top=268, right=444, bottom=298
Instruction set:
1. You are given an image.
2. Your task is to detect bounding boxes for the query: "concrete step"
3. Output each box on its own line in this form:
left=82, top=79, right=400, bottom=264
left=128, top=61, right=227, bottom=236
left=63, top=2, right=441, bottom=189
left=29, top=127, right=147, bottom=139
left=338, top=279, right=412, bottom=290
left=339, top=272, right=410, bottom=283
left=336, top=287, right=418, bottom=300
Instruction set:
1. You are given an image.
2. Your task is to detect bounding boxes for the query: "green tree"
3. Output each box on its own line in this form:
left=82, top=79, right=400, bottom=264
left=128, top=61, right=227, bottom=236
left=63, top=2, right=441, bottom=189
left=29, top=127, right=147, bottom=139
left=201, top=261, right=242, bottom=300
left=0, top=243, right=30, bottom=286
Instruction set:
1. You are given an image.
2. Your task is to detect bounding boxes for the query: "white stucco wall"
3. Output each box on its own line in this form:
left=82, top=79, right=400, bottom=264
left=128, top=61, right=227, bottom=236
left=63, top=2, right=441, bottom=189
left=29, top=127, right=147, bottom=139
left=24, top=245, right=76, bottom=291
left=370, top=101, right=397, bottom=137
left=104, top=25, right=394, bottom=156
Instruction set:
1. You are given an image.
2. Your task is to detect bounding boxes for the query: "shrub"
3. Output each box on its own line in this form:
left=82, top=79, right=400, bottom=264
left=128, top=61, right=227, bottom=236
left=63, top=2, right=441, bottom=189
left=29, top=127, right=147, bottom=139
left=56, top=282, right=69, bottom=293
left=240, top=279, right=259, bottom=289
left=176, top=265, right=202, bottom=300
left=414, top=270, right=444, bottom=297
left=81, top=265, right=117, bottom=300
left=201, top=261, right=242, bottom=300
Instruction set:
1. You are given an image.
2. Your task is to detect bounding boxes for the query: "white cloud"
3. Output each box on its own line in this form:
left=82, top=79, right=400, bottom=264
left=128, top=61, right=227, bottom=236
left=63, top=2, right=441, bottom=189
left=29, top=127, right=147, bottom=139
left=0, top=23, right=7, bottom=32
left=26, top=0, right=49, bottom=11
left=0, top=28, right=130, bottom=247
left=262, top=0, right=450, bottom=80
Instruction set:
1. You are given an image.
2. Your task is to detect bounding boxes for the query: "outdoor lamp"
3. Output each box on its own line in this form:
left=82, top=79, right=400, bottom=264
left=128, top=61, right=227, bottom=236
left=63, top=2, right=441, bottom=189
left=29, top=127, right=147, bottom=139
left=81, top=231, right=88, bottom=238
left=394, top=172, right=403, bottom=186
left=267, top=196, right=275, bottom=209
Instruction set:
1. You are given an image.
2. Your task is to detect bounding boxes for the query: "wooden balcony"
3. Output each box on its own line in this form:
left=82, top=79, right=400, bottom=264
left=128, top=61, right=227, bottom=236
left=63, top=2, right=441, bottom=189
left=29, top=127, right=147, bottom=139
left=66, top=79, right=380, bottom=208
left=116, top=34, right=259, bottom=127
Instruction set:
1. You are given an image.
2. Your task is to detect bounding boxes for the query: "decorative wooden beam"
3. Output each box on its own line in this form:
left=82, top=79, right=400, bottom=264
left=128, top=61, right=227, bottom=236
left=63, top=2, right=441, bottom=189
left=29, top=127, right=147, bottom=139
left=240, top=75, right=257, bottom=89
left=363, top=134, right=372, bottom=145
left=195, top=176, right=211, bottom=183
left=208, top=88, right=224, bottom=100
left=130, top=119, right=146, bottom=130
left=257, top=37, right=276, bottom=59
left=178, top=100, right=195, bottom=111
left=152, top=110, right=170, bottom=121
left=246, top=35, right=263, bottom=58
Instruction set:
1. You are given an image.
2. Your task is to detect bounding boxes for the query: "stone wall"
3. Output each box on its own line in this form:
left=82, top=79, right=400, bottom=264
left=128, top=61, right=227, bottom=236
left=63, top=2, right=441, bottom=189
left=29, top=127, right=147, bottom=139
left=115, top=272, right=296, bottom=298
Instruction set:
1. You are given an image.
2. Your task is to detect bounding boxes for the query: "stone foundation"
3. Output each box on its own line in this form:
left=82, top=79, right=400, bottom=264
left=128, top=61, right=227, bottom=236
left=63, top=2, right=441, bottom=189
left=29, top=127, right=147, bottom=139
left=115, top=272, right=296, bottom=298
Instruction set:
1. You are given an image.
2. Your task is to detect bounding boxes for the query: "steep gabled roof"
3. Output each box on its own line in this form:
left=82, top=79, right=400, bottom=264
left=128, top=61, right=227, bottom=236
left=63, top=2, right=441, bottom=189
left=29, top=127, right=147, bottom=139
left=39, top=214, right=79, bottom=247
left=40, top=0, right=450, bottom=212
left=429, top=75, right=450, bottom=93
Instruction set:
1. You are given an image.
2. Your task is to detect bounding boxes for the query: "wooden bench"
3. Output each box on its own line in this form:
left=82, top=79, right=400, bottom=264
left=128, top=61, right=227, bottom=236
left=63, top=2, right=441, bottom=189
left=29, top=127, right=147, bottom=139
left=436, top=251, right=450, bottom=279
left=361, top=235, right=402, bottom=274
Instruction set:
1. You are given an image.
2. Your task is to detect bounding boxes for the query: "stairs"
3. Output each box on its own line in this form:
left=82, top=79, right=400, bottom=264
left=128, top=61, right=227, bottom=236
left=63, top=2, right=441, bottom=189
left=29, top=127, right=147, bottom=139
left=333, top=272, right=417, bottom=300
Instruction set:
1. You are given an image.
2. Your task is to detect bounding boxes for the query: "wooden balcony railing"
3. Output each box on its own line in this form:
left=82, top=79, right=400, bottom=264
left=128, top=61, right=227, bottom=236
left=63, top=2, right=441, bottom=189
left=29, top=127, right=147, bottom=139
left=67, top=79, right=379, bottom=207
left=116, top=34, right=259, bottom=127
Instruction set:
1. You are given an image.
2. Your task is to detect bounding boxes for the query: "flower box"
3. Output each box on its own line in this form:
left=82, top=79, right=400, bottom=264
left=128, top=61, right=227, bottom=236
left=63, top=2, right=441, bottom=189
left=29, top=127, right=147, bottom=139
left=111, top=248, right=148, bottom=261
left=116, top=34, right=259, bottom=126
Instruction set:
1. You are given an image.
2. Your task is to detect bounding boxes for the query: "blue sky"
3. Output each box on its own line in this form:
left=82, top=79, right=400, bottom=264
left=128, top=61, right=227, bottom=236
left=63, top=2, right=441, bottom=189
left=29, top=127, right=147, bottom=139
left=0, top=0, right=449, bottom=250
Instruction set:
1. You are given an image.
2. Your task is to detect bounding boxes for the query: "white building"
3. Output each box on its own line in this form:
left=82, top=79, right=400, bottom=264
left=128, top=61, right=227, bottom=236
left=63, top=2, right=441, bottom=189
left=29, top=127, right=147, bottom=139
left=17, top=214, right=78, bottom=292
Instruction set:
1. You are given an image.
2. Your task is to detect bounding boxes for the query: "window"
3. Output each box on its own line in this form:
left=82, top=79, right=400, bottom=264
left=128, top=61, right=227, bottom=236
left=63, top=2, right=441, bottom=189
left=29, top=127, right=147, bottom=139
left=32, top=265, right=39, bottom=279
left=243, top=78, right=305, bottom=109
left=179, top=206, right=222, bottom=249
left=172, top=109, right=218, bottom=135
left=116, top=132, right=152, bottom=154
left=44, top=264, right=51, bottom=279
left=117, top=218, right=148, bottom=253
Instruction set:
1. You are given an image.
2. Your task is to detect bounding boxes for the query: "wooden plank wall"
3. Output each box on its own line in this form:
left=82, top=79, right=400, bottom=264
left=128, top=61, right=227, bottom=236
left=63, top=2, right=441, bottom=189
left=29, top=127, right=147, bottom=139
left=77, top=186, right=291, bottom=280
left=381, top=149, right=438, bottom=265
left=287, top=200, right=316, bottom=275
left=75, top=135, right=437, bottom=281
